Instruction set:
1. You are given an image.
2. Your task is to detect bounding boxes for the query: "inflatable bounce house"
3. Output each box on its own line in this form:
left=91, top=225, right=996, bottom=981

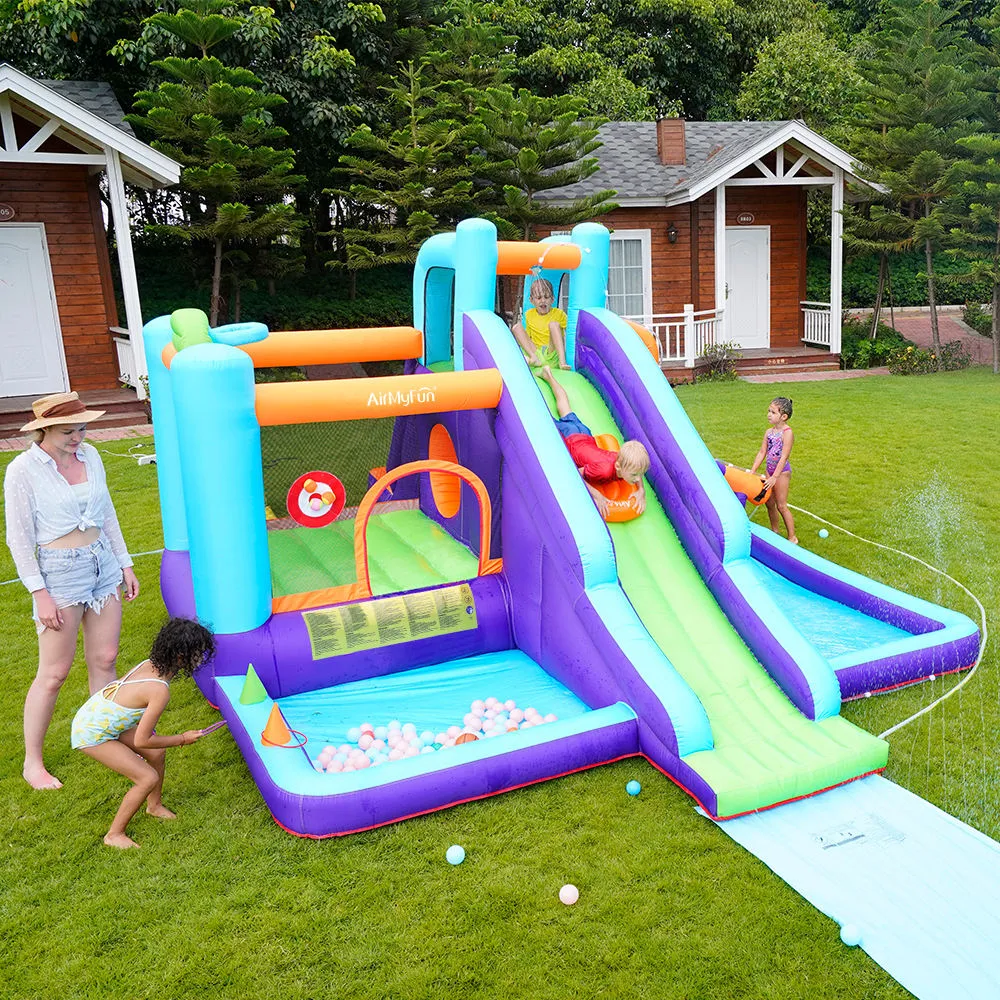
left=144, top=219, right=979, bottom=837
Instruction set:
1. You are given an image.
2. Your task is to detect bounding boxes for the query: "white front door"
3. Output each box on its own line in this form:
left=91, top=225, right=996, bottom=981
left=0, top=224, right=68, bottom=397
left=725, top=226, right=770, bottom=349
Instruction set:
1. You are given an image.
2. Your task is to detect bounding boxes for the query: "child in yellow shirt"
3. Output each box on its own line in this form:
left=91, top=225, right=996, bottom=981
left=512, top=278, right=570, bottom=369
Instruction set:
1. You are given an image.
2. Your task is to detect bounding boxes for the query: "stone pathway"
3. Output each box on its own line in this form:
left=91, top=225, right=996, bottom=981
left=883, top=312, right=994, bottom=365
left=0, top=424, right=153, bottom=453
left=742, top=367, right=890, bottom=384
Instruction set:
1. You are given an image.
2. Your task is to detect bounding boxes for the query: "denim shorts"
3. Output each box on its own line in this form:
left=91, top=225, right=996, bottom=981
left=33, top=535, right=122, bottom=632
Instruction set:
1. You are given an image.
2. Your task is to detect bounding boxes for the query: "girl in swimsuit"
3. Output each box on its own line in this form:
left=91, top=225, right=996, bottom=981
left=72, top=618, right=215, bottom=849
left=750, top=396, right=797, bottom=544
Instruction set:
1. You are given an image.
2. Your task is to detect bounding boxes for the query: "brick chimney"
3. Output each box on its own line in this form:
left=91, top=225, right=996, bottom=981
left=656, top=118, right=686, bottom=166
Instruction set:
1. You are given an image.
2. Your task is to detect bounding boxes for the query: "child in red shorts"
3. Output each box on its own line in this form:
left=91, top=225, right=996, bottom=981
left=538, top=366, right=650, bottom=518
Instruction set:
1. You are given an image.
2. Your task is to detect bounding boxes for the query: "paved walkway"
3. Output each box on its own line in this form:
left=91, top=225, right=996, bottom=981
left=742, top=367, right=890, bottom=384
left=0, top=424, right=153, bottom=453
left=883, top=312, right=994, bottom=365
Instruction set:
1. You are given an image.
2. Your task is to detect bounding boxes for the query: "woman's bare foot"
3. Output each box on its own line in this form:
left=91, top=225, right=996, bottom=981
left=23, top=764, right=62, bottom=790
left=146, top=804, right=177, bottom=820
left=104, top=832, right=139, bottom=849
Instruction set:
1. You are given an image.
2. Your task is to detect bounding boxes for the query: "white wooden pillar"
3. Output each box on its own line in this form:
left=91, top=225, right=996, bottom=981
left=715, top=183, right=727, bottom=338
left=104, top=147, right=148, bottom=399
left=830, top=167, right=844, bottom=355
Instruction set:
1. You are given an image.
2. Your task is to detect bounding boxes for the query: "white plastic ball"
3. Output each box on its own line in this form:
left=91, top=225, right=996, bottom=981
left=559, top=884, right=579, bottom=905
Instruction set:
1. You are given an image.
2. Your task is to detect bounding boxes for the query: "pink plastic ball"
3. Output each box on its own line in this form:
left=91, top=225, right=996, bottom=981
left=355, top=755, right=371, bottom=769
left=338, top=744, right=353, bottom=755
left=481, top=717, right=495, bottom=731
left=309, top=496, right=323, bottom=511
left=360, top=722, right=374, bottom=734
left=342, top=762, right=355, bottom=772
left=358, top=733, right=373, bottom=750
left=485, top=697, right=499, bottom=709
left=471, top=699, right=485, bottom=714
left=371, top=739, right=386, bottom=751
left=436, top=733, right=448, bottom=745
left=447, top=725, right=462, bottom=738
left=387, top=732, right=401, bottom=747
left=544, top=713, right=558, bottom=723
left=388, top=748, right=404, bottom=761
left=405, top=746, right=419, bottom=757
left=463, top=713, right=480, bottom=729
left=504, top=699, right=517, bottom=712
left=326, top=759, right=344, bottom=773
left=510, top=709, right=524, bottom=723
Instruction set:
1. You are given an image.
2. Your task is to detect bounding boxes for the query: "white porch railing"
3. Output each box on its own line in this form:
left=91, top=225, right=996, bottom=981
left=625, top=306, right=725, bottom=368
left=113, top=327, right=138, bottom=388
left=801, top=302, right=832, bottom=347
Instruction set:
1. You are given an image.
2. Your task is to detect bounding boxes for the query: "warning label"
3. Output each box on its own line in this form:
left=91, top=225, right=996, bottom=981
left=303, top=583, right=477, bottom=659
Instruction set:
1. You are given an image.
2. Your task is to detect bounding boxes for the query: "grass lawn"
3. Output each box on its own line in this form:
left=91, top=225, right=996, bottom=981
left=0, top=368, right=996, bottom=999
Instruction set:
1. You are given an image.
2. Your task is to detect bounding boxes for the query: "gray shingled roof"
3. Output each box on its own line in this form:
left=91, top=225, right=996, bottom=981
left=41, top=79, right=134, bottom=136
left=540, top=121, right=791, bottom=202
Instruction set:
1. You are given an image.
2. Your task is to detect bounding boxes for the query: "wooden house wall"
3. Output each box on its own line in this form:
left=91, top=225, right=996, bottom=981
left=538, top=186, right=808, bottom=347
left=0, top=161, right=121, bottom=391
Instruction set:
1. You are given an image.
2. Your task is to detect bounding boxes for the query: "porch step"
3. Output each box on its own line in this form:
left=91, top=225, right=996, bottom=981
left=737, top=361, right=840, bottom=376
left=0, top=389, right=148, bottom=437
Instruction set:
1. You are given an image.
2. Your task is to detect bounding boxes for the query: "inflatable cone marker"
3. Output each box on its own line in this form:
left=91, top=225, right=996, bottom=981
left=261, top=704, right=292, bottom=746
left=239, top=663, right=267, bottom=705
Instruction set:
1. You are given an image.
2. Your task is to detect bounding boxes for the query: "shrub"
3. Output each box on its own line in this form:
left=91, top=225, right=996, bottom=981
left=939, top=340, right=973, bottom=372
left=839, top=315, right=910, bottom=369
left=696, top=341, right=743, bottom=382
left=887, top=345, right=938, bottom=375
left=962, top=302, right=993, bottom=338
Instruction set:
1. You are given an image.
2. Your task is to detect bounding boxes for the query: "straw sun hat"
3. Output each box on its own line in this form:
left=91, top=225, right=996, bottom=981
left=20, top=391, right=106, bottom=432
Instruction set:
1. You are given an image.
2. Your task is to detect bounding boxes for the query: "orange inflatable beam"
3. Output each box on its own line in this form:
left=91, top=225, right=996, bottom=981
left=496, top=241, right=582, bottom=275
left=255, top=369, right=504, bottom=426
left=240, top=327, right=423, bottom=368
left=160, top=327, right=422, bottom=370
left=624, top=320, right=661, bottom=364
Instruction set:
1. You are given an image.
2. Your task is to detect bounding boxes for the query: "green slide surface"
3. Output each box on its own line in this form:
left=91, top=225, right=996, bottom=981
left=541, top=371, right=887, bottom=816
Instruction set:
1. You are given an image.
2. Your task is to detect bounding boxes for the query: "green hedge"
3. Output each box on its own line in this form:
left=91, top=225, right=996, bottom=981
left=808, top=248, right=993, bottom=308
left=134, top=247, right=412, bottom=330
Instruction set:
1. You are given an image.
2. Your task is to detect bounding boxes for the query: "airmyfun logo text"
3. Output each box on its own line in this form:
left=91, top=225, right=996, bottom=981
left=367, top=385, right=437, bottom=408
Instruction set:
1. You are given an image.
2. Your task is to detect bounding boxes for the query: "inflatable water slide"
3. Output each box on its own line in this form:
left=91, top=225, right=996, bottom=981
left=144, top=219, right=979, bottom=837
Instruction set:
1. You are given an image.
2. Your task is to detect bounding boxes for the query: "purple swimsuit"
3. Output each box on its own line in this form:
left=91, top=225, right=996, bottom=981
left=766, top=428, right=791, bottom=476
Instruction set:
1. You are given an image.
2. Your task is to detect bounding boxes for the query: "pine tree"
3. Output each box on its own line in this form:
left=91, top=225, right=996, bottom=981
left=330, top=61, right=483, bottom=276
left=128, top=1, right=304, bottom=324
left=849, top=0, right=982, bottom=366
left=948, top=137, right=1000, bottom=373
left=469, top=87, right=616, bottom=241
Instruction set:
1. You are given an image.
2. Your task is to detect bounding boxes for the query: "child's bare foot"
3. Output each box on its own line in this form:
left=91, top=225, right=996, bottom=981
left=559, top=363, right=571, bottom=370
left=146, top=804, right=177, bottom=820
left=23, top=764, right=62, bottom=790
left=104, top=832, right=139, bottom=849
left=789, top=537, right=799, bottom=545
left=539, top=365, right=553, bottom=381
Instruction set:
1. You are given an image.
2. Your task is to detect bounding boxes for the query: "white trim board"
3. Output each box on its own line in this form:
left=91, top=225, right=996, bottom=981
left=0, top=63, right=180, bottom=188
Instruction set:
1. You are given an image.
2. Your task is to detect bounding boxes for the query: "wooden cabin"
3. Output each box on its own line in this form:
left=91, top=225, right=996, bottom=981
left=538, top=119, right=877, bottom=380
left=0, top=64, right=180, bottom=408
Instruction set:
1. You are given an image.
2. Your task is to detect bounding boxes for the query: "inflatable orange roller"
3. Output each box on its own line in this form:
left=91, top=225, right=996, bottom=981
left=592, top=434, right=642, bottom=523
left=723, top=465, right=772, bottom=506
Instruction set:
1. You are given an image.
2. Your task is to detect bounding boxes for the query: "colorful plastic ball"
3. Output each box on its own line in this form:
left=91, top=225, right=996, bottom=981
left=321, top=491, right=335, bottom=505
left=374, top=726, right=388, bottom=740
left=818, top=528, right=830, bottom=539
left=346, top=727, right=361, bottom=742
left=510, top=709, right=524, bottom=724
left=471, top=699, right=485, bottom=714
left=464, top=713, right=480, bottom=729
left=388, top=719, right=402, bottom=731
left=303, top=478, right=316, bottom=493
left=544, top=713, right=558, bottom=723
left=358, top=733, right=374, bottom=750
left=446, top=845, right=466, bottom=865
left=485, top=697, right=499, bottom=710
left=309, top=496, right=323, bottom=511
left=626, top=780, right=641, bottom=797
left=446, top=725, right=462, bottom=738
left=420, top=730, right=435, bottom=744
left=504, top=699, right=517, bottom=711
left=388, top=748, right=404, bottom=761
left=559, top=884, right=580, bottom=905
left=326, top=759, right=344, bottom=773
left=840, top=924, right=862, bottom=947
left=402, top=722, right=417, bottom=736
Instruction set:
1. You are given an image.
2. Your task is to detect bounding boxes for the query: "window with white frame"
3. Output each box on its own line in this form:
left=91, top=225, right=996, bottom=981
left=607, top=230, right=652, bottom=322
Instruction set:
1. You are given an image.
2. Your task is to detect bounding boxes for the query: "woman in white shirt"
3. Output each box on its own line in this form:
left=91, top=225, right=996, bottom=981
left=4, top=392, right=139, bottom=790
